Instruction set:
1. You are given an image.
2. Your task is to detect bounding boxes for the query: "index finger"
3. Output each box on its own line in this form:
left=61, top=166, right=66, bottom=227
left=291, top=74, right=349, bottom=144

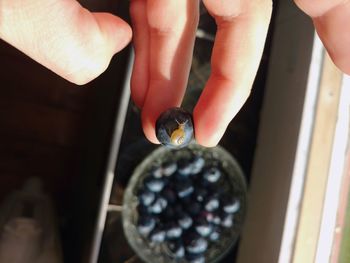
left=194, top=0, right=272, bottom=147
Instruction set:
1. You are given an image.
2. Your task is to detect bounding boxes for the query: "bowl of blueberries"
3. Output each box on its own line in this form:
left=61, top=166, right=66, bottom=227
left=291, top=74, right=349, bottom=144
left=122, top=142, right=246, bottom=263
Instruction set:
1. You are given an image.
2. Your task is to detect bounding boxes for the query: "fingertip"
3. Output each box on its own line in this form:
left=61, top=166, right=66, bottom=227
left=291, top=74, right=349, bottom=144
left=141, top=109, right=160, bottom=145
left=93, top=13, right=132, bottom=53
left=193, top=107, right=224, bottom=148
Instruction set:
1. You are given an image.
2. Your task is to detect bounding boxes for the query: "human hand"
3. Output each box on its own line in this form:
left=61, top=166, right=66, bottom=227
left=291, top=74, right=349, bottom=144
left=295, top=0, right=350, bottom=75
left=0, top=0, right=132, bottom=85
left=130, top=0, right=273, bottom=147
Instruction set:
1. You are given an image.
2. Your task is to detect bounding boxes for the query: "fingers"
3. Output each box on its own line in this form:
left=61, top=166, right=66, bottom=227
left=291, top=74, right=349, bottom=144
left=295, top=0, right=350, bottom=74
left=140, top=0, right=199, bottom=143
left=130, top=0, right=149, bottom=107
left=0, top=0, right=132, bottom=85
left=194, top=0, right=272, bottom=147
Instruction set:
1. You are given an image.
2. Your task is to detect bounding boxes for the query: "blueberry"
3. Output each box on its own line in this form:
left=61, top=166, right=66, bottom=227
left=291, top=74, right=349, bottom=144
left=149, top=227, right=166, bottom=243
left=194, top=217, right=212, bottom=237
left=198, top=211, right=214, bottom=223
left=186, top=201, right=201, bottom=217
left=221, top=213, right=234, bottom=228
left=162, top=206, right=175, bottom=220
left=204, top=195, right=220, bottom=212
left=150, top=165, right=163, bottom=178
left=178, top=212, right=193, bottom=229
left=155, top=107, right=194, bottom=149
left=137, top=204, right=149, bottom=216
left=184, top=232, right=208, bottom=254
left=167, top=240, right=185, bottom=258
left=191, top=156, right=205, bottom=174
left=209, top=227, right=221, bottom=242
left=162, top=161, right=177, bottom=176
left=144, top=176, right=165, bottom=193
left=137, top=215, right=156, bottom=236
left=203, top=167, right=221, bottom=183
left=221, top=195, right=240, bottom=214
left=186, top=254, right=206, bottom=263
left=194, top=187, right=208, bottom=203
left=177, top=158, right=193, bottom=176
left=149, top=197, right=168, bottom=214
left=211, top=214, right=221, bottom=225
left=176, top=180, right=194, bottom=198
left=161, top=187, right=177, bottom=204
left=137, top=188, right=156, bottom=206
left=165, top=222, right=183, bottom=239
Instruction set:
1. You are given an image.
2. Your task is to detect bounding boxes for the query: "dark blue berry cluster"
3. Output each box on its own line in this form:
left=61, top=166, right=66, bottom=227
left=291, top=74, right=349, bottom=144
left=135, top=152, right=241, bottom=263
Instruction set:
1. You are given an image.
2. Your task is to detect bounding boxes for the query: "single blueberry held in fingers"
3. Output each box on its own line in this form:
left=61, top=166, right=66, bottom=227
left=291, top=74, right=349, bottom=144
left=155, top=107, right=194, bottom=149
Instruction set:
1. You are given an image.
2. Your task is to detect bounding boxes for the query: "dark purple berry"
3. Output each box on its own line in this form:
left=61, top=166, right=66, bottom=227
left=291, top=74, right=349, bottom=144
left=144, top=176, right=165, bottom=193
left=186, top=253, right=206, bottom=263
left=221, top=213, right=234, bottom=228
left=221, top=195, right=240, bottom=214
left=165, top=223, right=183, bottom=239
left=209, top=227, right=221, bottom=242
left=161, top=187, right=177, bottom=204
left=137, top=188, right=155, bottom=206
left=204, top=195, right=220, bottom=212
left=162, top=161, right=177, bottom=176
left=177, top=158, right=193, bottom=176
left=190, top=156, right=205, bottom=174
left=149, top=227, right=166, bottom=243
left=194, top=187, right=208, bottom=203
left=178, top=212, right=193, bottom=229
left=155, top=107, right=194, bottom=149
left=150, top=165, right=163, bottom=178
left=194, top=217, right=212, bottom=237
left=203, top=167, right=221, bottom=183
left=167, top=240, right=185, bottom=258
left=149, top=197, right=167, bottom=214
left=184, top=232, right=208, bottom=254
left=137, top=215, right=156, bottom=236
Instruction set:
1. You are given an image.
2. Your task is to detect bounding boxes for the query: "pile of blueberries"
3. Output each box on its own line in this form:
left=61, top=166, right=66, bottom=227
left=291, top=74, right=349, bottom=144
left=135, top=152, right=241, bottom=263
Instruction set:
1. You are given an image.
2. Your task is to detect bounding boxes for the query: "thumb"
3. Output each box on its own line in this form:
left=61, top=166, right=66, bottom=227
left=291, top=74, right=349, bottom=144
left=0, top=0, right=132, bottom=85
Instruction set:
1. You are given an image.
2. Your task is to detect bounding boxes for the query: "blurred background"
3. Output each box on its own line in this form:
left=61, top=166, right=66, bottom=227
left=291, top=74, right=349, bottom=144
left=0, top=0, right=349, bottom=262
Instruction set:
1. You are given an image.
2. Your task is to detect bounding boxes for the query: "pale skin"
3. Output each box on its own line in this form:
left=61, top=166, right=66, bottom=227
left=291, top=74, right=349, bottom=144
left=0, top=0, right=349, bottom=147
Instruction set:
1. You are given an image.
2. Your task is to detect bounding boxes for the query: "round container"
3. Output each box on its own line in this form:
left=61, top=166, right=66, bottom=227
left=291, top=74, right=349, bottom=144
left=122, top=144, right=247, bottom=263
